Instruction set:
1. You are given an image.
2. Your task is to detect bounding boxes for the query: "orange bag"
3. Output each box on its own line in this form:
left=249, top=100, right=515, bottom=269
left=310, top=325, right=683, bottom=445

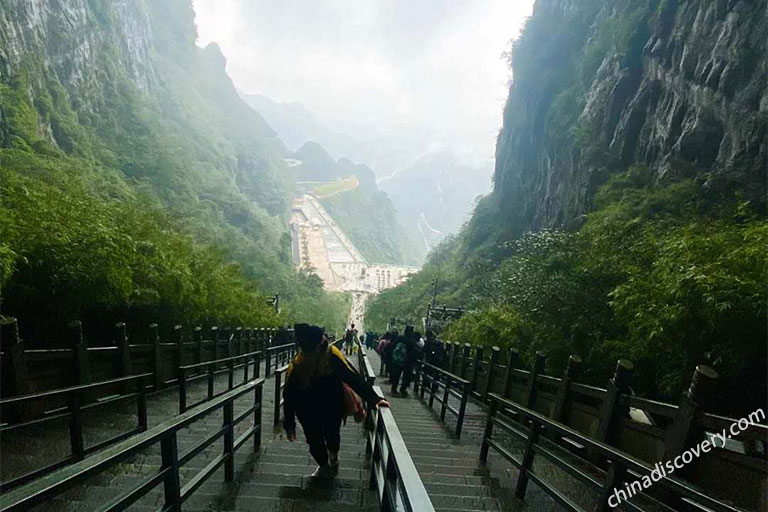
left=341, top=383, right=366, bottom=423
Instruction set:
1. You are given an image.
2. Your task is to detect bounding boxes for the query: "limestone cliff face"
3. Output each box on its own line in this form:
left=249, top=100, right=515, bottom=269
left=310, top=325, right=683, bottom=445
left=494, top=0, right=767, bottom=235
left=0, top=0, right=156, bottom=94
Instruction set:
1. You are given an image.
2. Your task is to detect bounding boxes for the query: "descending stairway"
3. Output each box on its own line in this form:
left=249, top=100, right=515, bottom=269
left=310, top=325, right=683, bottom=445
left=14, top=361, right=378, bottom=512
left=366, top=349, right=556, bottom=512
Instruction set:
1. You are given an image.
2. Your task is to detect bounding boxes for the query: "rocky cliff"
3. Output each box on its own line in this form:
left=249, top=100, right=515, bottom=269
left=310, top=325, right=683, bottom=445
left=494, top=0, right=767, bottom=235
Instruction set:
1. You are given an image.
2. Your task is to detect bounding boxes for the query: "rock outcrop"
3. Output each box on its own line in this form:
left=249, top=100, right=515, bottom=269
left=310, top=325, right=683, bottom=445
left=494, top=0, right=767, bottom=235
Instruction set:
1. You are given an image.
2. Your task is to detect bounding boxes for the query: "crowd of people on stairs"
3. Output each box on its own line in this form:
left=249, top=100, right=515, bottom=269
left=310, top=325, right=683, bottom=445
left=282, top=321, right=447, bottom=480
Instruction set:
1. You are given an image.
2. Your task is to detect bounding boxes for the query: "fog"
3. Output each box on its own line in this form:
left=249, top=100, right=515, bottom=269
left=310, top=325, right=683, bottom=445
left=192, top=0, right=534, bottom=169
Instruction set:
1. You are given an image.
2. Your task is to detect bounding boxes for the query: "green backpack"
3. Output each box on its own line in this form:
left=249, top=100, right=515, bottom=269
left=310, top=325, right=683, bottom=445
left=392, top=342, right=408, bottom=367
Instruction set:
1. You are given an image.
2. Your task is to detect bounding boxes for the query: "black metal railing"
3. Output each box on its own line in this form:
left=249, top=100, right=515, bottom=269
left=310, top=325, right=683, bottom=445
left=273, top=364, right=289, bottom=426
left=356, top=340, right=375, bottom=386
left=264, top=342, right=296, bottom=377
left=366, top=385, right=435, bottom=512
left=0, top=378, right=264, bottom=512
left=480, top=393, right=743, bottom=512
left=0, top=372, right=152, bottom=491
left=413, top=361, right=471, bottom=438
left=178, top=349, right=262, bottom=413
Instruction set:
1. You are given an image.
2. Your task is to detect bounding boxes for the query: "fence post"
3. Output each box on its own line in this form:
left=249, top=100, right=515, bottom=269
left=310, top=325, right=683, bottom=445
left=460, top=343, right=471, bottom=379
left=173, top=325, right=183, bottom=383
left=440, top=379, right=449, bottom=421
left=1, top=318, right=30, bottom=398
left=137, top=375, right=148, bottom=431
left=470, top=346, right=484, bottom=394
left=207, top=363, right=214, bottom=399
left=67, top=390, right=85, bottom=460
left=265, top=345, right=272, bottom=378
left=456, top=381, right=470, bottom=438
left=595, top=359, right=633, bottom=446
left=484, top=346, right=500, bottom=402
left=596, top=460, right=627, bottom=512
left=211, top=326, right=220, bottom=363
left=68, top=320, right=91, bottom=386
left=479, top=397, right=498, bottom=463
left=254, top=382, right=263, bottom=451
left=114, top=322, right=132, bottom=379
left=194, top=326, right=203, bottom=364
left=524, top=352, right=546, bottom=409
left=552, top=355, right=581, bottom=424
left=179, top=367, right=187, bottom=414
left=160, top=432, right=181, bottom=512
left=274, top=370, right=283, bottom=426
left=502, top=348, right=520, bottom=399
left=223, top=400, right=235, bottom=481
left=149, top=323, right=162, bottom=390
left=664, top=365, right=718, bottom=462
left=514, top=418, right=542, bottom=499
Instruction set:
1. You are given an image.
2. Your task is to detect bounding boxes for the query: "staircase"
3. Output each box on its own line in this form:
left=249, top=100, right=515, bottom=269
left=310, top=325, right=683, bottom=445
left=366, top=350, right=555, bottom=512
left=14, top=361, right=378, bottom=512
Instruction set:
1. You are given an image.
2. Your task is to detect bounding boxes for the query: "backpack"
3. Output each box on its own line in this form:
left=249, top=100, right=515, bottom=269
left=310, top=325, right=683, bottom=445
left=392, top=342, right=408, bottom=367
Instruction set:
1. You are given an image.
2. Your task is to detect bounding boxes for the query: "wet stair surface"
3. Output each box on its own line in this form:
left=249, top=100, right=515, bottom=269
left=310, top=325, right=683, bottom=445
left=366, top=349, right=557, bottom=512
left=11, top=360, right=378, bottom=512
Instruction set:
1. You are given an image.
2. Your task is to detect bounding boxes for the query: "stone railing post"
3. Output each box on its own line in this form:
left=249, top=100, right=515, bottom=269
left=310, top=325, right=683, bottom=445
left=552, top=355, right=581, bottom=423
left=502, top=347, right=520, bottom=398
left=1, top=317, right=30, bottom=397
left=664, top=365, right=718, bottom=461
left=211, top=326, right=220, bottom=362
left=594, top=359, right=633, bottom=445
left=68, top=320, right=91, bottom=386
left=460, top=343, right=471, bottom=379
left=173, top=325, right=183, bottom=381
left=114, top=322, right=132, bottom=378
left=194, top=326, right=203, bottom=364
left=524, top=352, right=546, bottom=409
left=484, top=346, right=500, bottom=401
left=149, top=323, right=162, bottom=390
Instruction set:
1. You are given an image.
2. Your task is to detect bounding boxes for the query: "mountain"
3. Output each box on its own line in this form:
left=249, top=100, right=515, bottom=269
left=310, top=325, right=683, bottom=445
left=0, top=0, right=350, bottom=340
left=378, top=151, right=492, bottom=253
left=288, top=142, right=421, bottom=265
left=367, top=0, right=767, bottom=416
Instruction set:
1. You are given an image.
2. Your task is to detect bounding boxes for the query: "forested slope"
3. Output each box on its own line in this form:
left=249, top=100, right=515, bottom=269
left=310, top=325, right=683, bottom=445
left=367, top=0, right=767, bottom=415
left=0, top=0, right=349, bottom=343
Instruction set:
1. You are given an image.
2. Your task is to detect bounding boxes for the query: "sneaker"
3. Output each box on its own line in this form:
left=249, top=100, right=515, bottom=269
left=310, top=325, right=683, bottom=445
left=310, top=465, right=335, bottom=479
left=390, top=387, right=398, bottom=396
left=399, top=389, right=409, bottom=397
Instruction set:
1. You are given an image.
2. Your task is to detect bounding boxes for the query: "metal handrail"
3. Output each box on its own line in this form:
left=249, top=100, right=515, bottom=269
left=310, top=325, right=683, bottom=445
left=0, top=373, right=152, bottom=491
left=366, top=386, right=435, bottom=512
left=264, top=342, right=296, bottom=377
left=413, top=361, right=470, bottom=438
left=179, top=349, right=262, bottom=372
left=273, top=364, right=289, bottom=426
left=179, top=350, right=262, bottom=413
left=480, top=393, right=742, bottom=512
left=0, top=379, right=264, bottom=512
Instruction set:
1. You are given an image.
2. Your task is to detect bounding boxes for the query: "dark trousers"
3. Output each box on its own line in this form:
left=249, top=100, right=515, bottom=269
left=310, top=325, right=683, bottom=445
left=390, top=365, right=412, bottom=392
left=300, top=413, right=342, bottom=466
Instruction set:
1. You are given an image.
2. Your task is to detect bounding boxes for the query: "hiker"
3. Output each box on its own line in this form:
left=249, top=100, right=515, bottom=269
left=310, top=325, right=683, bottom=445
left=424, top=329, right=445, bottom=367
left=284, top=323, right=389, bottom=478
left=389, top=326, right=417, bottom=396
left=344, top=323, right=357, bottom=355
left=383, top=330, right=398, bottom=381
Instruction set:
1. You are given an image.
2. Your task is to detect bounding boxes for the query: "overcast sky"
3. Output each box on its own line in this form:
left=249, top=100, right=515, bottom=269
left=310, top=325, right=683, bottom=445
left=192, top=0, right=534, bottom=164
